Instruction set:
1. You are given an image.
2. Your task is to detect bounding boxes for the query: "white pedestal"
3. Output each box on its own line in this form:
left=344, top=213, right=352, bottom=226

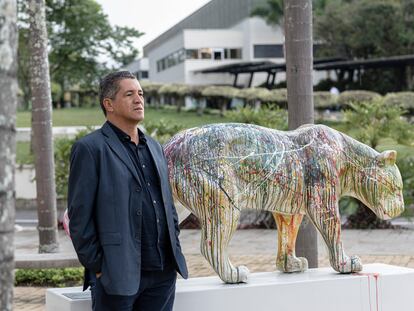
left=46, top=264, right=414, bottom=311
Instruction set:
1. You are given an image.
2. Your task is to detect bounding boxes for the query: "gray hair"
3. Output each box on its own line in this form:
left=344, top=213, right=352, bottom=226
left=99, top=71, right=137, bottom=116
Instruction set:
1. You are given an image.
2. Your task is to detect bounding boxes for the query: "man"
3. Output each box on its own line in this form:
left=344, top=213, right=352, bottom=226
left=68, top=71, right=188, bottom=311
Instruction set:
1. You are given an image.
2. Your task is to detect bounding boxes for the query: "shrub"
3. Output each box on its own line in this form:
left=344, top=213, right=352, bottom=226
left=140, top=81, right=163, bottom=107
left=344, top=99, right=413, bottom=149
left=337, top=90, right=382, bottom=109
left=225, top=106, right=288, bottom=130
left=343, top=98, right=414, bottom=228
left=201, top=86, right=240, bottom=99
left=54, top=127, right=95, bottom=199
left=143, top=119, right=184, bottom=145
left=15, top=268, right=83, bottom=287
left=396, top=156, right=414, bottom=211
left=384, top=92, right=414, bottom=113
left=267, top=88, right=288, bottom=108
left=313, top=91, right=338, bottom=110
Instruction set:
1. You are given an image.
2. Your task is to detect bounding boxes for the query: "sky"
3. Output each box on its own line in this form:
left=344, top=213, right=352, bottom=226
left=95, top=0, right=211, bottom=56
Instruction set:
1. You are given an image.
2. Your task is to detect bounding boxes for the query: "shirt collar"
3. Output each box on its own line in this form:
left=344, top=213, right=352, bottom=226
left=107, top=121, right=147, bottom=145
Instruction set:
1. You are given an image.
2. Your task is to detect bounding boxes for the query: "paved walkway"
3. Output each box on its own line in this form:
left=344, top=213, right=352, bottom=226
left=13, top=227, right=414, bottom=310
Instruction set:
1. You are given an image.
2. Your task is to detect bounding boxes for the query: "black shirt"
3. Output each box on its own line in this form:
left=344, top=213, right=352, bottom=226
left=107, top=121, right=174, bottom=271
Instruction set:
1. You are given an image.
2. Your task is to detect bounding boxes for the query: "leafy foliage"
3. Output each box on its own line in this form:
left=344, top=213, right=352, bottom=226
left=338, top=90, right=382, bottom=110
left=314, top=0, right=414, bottom=93
left=15, top=268, right=83, bottom=287
left=315, top=0, right=413, bottom=59
left=55, top=127, right=95, bottom=199
left=143, top=119, right=185, bottom=145
left=343, top=98, right=414, bottom=228
left=17, top=0, right=143, bottom=105
left=344, top=99, right=413, bottom=149
left=225, top=107, right=288, bottom=130
left=201, top=86, right=240, bottom=99
left=384, top=92, right=414, bottom=112
left=314, top=91, right=338, bottom=110
left=250, top=0, right=284, bottom=26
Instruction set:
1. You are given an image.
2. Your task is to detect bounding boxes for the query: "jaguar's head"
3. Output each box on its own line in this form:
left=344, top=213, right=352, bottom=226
left=358, top=150, right=404, bottom=220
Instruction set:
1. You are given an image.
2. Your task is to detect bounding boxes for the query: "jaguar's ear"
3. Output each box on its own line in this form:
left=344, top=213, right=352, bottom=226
left=376, top=150, right=397, bottom=167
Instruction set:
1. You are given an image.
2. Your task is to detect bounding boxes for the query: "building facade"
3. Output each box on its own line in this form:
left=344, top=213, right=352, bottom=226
left=142, top=0, right=325, bottom=87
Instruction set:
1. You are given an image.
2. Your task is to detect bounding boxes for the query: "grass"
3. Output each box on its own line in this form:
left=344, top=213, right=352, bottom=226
left=16, top=106, right=232, bottom=164
left=16, top=106, right=231, bottom=128
left=16, top=142, right=33, bottom=165
left=16, top=106, right=414, bottom=164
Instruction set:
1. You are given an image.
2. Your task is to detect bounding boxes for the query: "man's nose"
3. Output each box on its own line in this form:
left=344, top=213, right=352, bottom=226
left=134, top=95, right=144, bottom=104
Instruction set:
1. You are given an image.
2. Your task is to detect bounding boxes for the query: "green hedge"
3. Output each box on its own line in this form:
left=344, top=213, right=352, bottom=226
left=314, top=91, right=338, bottom=110
left=15, top=268, right=84, bottom=287
left=384, top=92, right=414, bottom=112
left=337, top=90, right=382, bottom=109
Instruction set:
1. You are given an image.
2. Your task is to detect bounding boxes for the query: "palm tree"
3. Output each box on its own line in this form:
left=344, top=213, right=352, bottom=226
left=0, top=0, right=18, bottom=308
left=28, top=0, right=59, bottom=253
left=284, top=0, right=318, bottom=268
left=251, top=0, right=284, bottom=26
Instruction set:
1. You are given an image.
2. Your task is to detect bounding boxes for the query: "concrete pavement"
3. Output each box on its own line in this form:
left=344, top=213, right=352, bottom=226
left=13, top=226, right=414, bottom=310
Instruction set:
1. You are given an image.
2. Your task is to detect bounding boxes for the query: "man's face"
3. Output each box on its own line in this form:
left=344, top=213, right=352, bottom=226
left=108, top=78, right=144, bottom=123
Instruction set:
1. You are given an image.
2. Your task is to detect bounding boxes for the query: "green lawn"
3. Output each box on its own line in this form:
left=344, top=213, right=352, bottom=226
left=17, top=106, right=231, bottom=128
left=16, top=107, right=414, bottom=164
left=16, top=107, right=232, bottom=164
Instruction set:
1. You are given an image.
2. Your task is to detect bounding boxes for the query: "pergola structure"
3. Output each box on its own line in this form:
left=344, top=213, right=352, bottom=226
left=195, top=54, right=414, bottom=88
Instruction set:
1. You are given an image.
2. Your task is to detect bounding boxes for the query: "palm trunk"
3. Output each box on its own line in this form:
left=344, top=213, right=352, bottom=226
left=28, top=0, right=59, bottom=253
left=284, top=0, right=318, bottom=268
left=0, top=0, right=18, bottom=308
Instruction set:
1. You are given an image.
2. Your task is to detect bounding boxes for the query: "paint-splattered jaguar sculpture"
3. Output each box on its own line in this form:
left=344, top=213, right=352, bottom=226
left=164, top=123, right=404, bottom=283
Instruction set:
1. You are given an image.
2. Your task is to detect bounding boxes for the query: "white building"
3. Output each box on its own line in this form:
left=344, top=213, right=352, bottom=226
left=142, top=0, right=327, bottom=88
left=124, top=58, right=149, bottom=81
left=143, top=0, right=292, bottom=87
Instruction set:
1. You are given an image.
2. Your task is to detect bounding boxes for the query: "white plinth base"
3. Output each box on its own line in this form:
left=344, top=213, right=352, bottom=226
left=46, top=264, right=414, bottom=311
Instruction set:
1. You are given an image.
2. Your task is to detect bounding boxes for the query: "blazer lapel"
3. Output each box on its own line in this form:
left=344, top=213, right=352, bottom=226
left=101, top=122, right=141, bottom=185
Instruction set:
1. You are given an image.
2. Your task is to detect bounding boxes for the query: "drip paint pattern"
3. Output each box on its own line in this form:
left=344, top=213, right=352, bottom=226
left=164, top=123, right=405, bottom=283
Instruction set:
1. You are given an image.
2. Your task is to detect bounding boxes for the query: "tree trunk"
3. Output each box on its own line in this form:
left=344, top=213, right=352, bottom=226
left=284, top=0, right=318, bottom=268
left=28, top=0, right=59, bottom=253
left=219, top=98, right=228, bottom=117
left=0, top=0, right=18, bottom=309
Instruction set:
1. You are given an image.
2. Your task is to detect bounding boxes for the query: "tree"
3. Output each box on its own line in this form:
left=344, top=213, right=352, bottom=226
left=251, top=0, right=284, bottom=26
left=284, top=0, right=318, bottom=268
left=0, top=0, right=18, bottom=308
left=28, top=0, right=59, bottom=253
left=314, top=0, right=414, bottom=92
left=17, top=0, right=144, bottom=107
left=251, top=0, right=332, bottom=25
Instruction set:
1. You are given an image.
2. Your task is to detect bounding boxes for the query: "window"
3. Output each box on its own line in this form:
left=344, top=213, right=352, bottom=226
left=200, top=48, right=212, bottom=59
left=177, top=49, right=185, bottom=62
left=213, top=48, right=224, bottom=60
left=229, top=48, right=242, bottom=59
left=140, top=71, right=148, bottom=79
left=254, top=44, right=284, bottom=58
left=186, top=49, right=198, bottom=59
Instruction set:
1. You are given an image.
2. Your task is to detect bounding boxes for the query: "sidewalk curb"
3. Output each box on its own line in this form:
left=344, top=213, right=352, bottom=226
left=15, top=254, right=81, bottom=269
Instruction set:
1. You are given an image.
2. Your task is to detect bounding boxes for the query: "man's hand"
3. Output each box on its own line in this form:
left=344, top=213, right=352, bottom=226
left=96, top=272, right=102, bottom=279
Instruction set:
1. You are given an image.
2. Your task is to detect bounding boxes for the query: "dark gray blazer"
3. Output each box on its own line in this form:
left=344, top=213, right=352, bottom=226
left=68, top=122, right=188, bottom=296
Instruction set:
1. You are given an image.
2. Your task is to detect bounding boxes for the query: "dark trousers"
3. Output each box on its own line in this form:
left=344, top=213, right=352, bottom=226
left=90, top=269, right=177, bottom=311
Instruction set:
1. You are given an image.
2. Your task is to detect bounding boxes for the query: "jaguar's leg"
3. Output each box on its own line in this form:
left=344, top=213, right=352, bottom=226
left=273, top=212, right=308, bottom=272
left=306, top=186, right=362, bottom=273
left=198, top=188, right=248, bottom=283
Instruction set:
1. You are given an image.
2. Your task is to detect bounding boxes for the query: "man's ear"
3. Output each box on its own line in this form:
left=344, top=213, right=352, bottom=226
left=103, top=98, right=114, bottom=113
